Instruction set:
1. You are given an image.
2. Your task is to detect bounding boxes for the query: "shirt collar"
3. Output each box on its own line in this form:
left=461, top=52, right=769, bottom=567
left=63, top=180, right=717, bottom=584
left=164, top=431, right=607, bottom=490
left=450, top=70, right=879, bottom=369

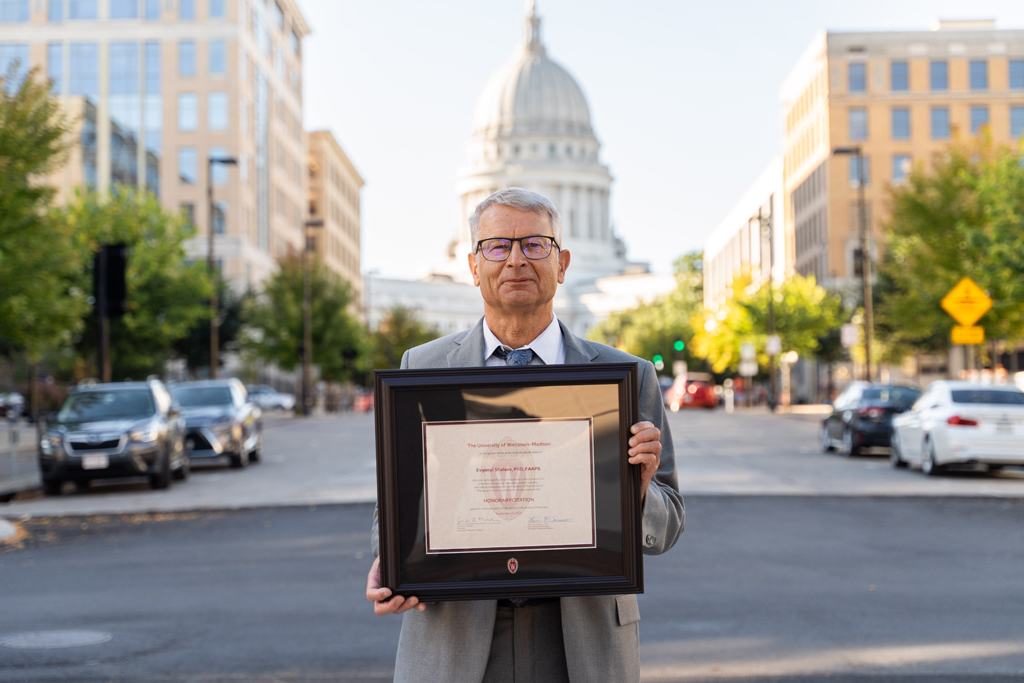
left=483, top=314, right=564, bottom=365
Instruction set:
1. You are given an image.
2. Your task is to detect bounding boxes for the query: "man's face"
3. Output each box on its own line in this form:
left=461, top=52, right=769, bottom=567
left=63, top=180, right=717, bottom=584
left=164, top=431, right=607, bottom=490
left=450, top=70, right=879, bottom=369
left=468, top=204, right=570, bottom=314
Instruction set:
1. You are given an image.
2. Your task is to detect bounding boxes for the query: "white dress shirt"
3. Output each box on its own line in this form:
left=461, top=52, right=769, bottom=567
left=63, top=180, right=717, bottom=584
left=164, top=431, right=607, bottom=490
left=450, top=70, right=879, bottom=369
left=483, top=314, right=566, bottom=366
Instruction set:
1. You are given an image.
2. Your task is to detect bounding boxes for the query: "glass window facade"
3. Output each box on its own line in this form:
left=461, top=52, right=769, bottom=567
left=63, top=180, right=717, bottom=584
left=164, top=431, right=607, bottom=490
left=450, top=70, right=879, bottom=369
left=931, top=107, right=950, bottom=140
left=68, top=0, right=97, bottom=19
left=179, top=0, right=194, bottom=19
left=0, top=0, right=29, bottom=22
left=849, top=156, right=870, bottom=187
left=144, top=41, right=161, bottom=197
left=110, top=0, right=137, bottom=18
left=210, top=146, right=229, bottom=184
left=70, top=42, right=99, bottom=189
left=177, top=92, right=198, bottom=131
left=890, top=61, right=908, bottom=91
left=971, top=106, right=989, bottom=134
left=272, top=1, right=283, bottom=28
left=209, top=0, right=225, bottom=18
left=208, top=92, right=228, bottom=130
left=209, top=40, right=226, bottom=75
left=109, top=42, right=140, bottom=188
left=969, top=60, right=988, bottom=90
left=848, top=62, right=866, bottom=92
left=178, top=147, right=198, bottom=184
left=145, top=0, right=159, bottom=19
left=213, top=200, right=227, bottom=234
left=290, top=30, right=299, bottom=53
left=47, top=43, right=62, bottom=94
left=48, top=0, right=62, bottom=21
left=0, top=43, right=28, bottom=92
left=892, top=155, right=911, bottom=183
left=179, top=40, right=196, bottom=77
left=1011, top=106, right=1024, bottom=138
left=253, top=10, right=269, bottom=54
left=849, top=108, right=868, bottom=141
left=892, top=108, right=910, bottom=140
left=930, top=60, right=948, bottom=91
left=1011, top=60, right=1024, bottom=90
left=255, top=67, right=269, bottom=250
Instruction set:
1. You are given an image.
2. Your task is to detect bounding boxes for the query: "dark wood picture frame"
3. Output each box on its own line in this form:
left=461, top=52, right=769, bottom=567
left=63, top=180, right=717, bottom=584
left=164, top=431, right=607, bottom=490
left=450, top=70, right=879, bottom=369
left=374, top=362, right=642, bottom=602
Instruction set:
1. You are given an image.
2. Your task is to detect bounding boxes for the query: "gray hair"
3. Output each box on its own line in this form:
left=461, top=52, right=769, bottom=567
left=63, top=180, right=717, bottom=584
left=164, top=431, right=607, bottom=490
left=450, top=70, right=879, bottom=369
left=468, top=187, right=563, bottom=246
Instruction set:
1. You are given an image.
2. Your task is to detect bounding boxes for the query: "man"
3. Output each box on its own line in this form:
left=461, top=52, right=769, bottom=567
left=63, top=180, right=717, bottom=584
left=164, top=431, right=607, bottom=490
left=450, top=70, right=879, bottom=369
left=366, top=188, right=684, bottom=682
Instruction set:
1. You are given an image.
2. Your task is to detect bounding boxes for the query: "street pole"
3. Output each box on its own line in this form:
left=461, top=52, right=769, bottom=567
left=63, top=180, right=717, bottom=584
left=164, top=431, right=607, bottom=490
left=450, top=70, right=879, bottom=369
left=760, top=202, right=777, bottom=411
left=303, top=220, right=324, bottom=416
left=207, top=155, right=237, bottom=380
left=856, top=146, right=874, bottom=383
left=96, top=247, right=110, bottom=383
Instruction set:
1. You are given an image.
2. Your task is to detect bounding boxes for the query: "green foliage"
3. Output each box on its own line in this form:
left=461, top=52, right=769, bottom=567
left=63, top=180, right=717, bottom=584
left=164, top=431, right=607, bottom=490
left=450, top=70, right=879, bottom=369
left=693, top=273, right=844, bottom=373
left=57, top=189, right=211, bottom=379
left=243, top=255, right=368, bottom=382
left=370, top=305, right=440, bottom=370
left=877, top=134, right=1024, bottom=361
left=174, top=272, right=250, bottom=372
left=587, top=251, right=704, bottom=368
left=0, top=68, right=87, bottom=361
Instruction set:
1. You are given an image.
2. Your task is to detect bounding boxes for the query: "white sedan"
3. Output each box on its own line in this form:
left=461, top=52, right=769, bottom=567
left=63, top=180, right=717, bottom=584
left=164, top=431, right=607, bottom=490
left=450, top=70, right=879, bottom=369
left=891, top=381, right=1024, bottom=475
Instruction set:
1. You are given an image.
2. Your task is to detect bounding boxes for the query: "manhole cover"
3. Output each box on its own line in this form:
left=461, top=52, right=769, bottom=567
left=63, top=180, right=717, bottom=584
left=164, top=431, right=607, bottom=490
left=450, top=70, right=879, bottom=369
left=0, top=630, right=112, bottom=649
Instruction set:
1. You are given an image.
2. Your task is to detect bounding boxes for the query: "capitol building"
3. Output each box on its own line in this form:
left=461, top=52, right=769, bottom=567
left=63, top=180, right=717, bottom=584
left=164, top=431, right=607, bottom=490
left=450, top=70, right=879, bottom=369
left=368, top=2, right=674, bottom=338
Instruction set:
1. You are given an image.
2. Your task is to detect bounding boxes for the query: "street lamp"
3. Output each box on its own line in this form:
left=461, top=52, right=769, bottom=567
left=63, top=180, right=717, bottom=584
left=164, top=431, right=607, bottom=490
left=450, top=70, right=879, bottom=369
left=832, top=145, right=874, bottom=382
left=758, top=199, right=778, bottom=411
left=207, top=155, right=238, bottom=380
left=303, top=219, right=324, bottom=416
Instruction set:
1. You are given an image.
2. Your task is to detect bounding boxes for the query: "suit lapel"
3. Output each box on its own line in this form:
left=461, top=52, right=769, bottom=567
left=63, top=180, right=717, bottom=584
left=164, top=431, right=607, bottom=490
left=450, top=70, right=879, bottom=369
left=559, top=321, right=599, bottom=364
left=447, top=317, right=487, bottom=368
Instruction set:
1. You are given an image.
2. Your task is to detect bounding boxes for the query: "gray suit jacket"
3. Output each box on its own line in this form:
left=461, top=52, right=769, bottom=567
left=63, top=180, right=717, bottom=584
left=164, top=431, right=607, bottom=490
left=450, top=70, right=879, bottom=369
left=371, top=318, right=684, bottom=683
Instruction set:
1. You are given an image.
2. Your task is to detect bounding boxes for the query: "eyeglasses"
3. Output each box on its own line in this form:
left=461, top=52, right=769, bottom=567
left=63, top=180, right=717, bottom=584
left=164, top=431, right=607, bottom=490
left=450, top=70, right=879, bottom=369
left=475, top=235, right=560, bottom=262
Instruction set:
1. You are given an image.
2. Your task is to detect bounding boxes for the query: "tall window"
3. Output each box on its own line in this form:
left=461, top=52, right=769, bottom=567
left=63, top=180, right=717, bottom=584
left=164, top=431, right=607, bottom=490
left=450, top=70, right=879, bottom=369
left=892, top=155, right=911, bottom=184
left=970, top=106, right=989, bottom=134
left=930, top=60, right=948, bottom=91
left=289, top=30, right=299, bottom=53
left=969, top=60, right=988, bottom=90
left=1011, top=60, right=1024, bottom=90
left=47, top=43, right=62, bottom=94
left=177, top=93, right=198, bottom=131
left=848, top=62, right=866, bottom=92
left=68, top=0, right=97, bottom=19
left=179, top=0, right=194, bottom=19
left=144, top=41, right=161, bottom=196
left=849, top=156, right=870, bottom=187
left=179, top=40, right=195, bottom=76
left=209, top=0, right=225, bottom=17
left=0, top=0, right=29, bottom=22
left=110, top=42, right=140, bottom=187
left=209, top=146, right=229, bottom=184
left=48, top=0, right=62, bottom=21
left=0, top=44, right=28, bottom=92
left=209, top=39, right=226, bottom=75
left=145, top=0, right=159, bottom=18
left=1011, top=106, right=1024, bottom=138
left=69, top=43, right=98, bottom=98
left=891, top=107, right=910, bottom=140
left=207, top=92, right=228, bottom=130
left=931, top=107, right=950, bottom=140
left=110, top=0, right=137, bottom=18
left=849, top=108, right=868, bottom=141
left=271, top=0, right=283, bottom=28
left=891, top=60, right=908, bottom=91
left=213, top=200, right=227, bottom=233
left=178, top=147, right=198, bottom=184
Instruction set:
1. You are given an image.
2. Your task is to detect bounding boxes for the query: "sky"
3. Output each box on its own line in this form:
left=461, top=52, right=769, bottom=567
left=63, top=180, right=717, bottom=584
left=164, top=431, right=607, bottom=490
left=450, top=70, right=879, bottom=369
left=301, top=0, right=1024, bottom=280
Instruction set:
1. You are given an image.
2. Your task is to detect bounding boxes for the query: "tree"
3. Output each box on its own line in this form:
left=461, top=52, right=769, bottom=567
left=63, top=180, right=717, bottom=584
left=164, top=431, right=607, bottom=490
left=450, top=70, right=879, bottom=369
left=173, top=272, right=250, bottom=374
left=370, top=305, right=440, bottom=370
left=243, top=255, right=368, bottom=383
left=876, top=134, right=1024, bottom=362
left=0, top=68, right=87, bottom=363
left=692, top=273, right=844, bottom=373
left=588, top=251, right=704, bottom=369
left=57, top=189, right=212, bottom=380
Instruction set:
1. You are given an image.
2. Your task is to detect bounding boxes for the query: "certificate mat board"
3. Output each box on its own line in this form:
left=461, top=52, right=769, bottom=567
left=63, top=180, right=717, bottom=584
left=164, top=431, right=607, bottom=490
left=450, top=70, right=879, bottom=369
left=423, top=417, right=596, bottom=554
left=374, top=363, right=642, bottom=602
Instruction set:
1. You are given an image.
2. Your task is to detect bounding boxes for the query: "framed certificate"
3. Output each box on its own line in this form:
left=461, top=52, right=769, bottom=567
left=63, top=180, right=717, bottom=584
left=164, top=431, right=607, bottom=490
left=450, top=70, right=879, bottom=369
left=374, top=363, right=643, bottom=602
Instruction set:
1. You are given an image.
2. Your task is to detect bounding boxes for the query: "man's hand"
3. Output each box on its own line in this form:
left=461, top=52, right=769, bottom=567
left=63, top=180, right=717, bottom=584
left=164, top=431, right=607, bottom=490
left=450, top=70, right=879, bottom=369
left=366, top=557, right=425, bottom=615
left=628, top=421, right=661, bottom=503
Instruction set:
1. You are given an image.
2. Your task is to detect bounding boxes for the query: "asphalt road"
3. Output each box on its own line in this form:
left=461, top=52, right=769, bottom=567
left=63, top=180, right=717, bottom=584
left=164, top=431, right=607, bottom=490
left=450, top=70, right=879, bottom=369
left=2, top=497, right=1024, bottom=682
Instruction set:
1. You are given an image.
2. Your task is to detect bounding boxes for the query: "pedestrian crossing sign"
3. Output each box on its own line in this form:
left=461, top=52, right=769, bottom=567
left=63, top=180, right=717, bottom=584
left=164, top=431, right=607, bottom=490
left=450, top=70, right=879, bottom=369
left=941, top=277, right=992, bottom=327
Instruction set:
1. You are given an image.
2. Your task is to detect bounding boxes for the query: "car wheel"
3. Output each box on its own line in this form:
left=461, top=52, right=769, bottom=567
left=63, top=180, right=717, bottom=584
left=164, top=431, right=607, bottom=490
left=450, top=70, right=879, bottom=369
left=173, top=455, right=190, bottom=481
left=921, top=439, right=943, bottom=476
left=150, top=453, right=172, bottom=489
left=890, top=432, right=907, bottom=468
left=42, top=479, right=63, bottom=496
left=248, top=429, right=262, bottom=464
left=230, top=448, right=248, bottom=469
left=840, top=428, right=858, bottom=457
left=988, top=464, right=1004, bottom=473
left=820, top=425, right=834, bottom=452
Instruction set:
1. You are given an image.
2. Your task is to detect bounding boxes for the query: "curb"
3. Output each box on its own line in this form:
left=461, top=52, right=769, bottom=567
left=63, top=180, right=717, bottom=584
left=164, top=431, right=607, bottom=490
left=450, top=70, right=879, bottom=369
left=0, top=518, right=18, bottom=542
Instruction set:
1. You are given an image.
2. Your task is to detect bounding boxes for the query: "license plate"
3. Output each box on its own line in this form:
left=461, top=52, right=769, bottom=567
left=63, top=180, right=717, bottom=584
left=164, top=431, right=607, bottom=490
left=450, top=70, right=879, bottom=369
left=81, top=454, right=109, bottom=470
left=996, top=421, right=1014, bottom=433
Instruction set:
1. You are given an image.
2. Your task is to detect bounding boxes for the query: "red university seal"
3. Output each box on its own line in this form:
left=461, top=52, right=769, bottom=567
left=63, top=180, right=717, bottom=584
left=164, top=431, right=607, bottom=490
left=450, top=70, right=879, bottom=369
left=507, top=557, right=518, bottom=574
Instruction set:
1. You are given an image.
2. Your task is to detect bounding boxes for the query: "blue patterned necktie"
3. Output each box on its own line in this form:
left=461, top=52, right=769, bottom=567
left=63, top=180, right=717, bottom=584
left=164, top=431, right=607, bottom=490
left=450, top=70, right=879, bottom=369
left=494, top=346, right=534, bottom=366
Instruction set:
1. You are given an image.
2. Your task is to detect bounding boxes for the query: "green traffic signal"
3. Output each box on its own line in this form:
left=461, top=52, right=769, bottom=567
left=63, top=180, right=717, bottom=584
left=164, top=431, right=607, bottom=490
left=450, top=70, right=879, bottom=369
left=652, top=354, right=663, bottom=364
left=673, top=340, right=685, bottom=351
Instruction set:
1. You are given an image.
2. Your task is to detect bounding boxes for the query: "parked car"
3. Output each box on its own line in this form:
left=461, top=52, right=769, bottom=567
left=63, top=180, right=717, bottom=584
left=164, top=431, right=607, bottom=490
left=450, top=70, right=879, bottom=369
left=891, top=381, right=1024, bottom=475
left=245, top=384, right=296, bottom=411
left=170, top=379, right=262, bottom=468
left=821, top=382, right=920, bottom=456
left=666, top=372, right=718, bottom=411
left=0, top=392, right=24, bottom=418
left=38, top=379, right=187, bottom=495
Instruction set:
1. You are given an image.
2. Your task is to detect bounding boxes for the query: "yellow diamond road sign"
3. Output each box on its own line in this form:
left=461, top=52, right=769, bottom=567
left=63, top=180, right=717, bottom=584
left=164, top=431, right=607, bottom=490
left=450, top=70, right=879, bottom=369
left=941, top=277, right=992, bottom=327
left=951, top=325, right=985, bottom=345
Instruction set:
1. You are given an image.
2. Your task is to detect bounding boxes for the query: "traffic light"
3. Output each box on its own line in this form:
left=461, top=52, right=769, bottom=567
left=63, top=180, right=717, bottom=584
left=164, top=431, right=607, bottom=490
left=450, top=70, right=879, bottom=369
left=673, top=340, right=685, bottom=352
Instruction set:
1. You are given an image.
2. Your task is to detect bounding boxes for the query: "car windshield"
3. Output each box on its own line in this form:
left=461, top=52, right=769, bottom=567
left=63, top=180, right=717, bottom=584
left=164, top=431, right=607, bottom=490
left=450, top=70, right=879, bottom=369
left=862, top=386, right=920, bottom=407
left=951, top=389, right=1024, bottom=405
left=171, top=386, right=234, bottom=407
left=58, top=390, right=155, bottom=422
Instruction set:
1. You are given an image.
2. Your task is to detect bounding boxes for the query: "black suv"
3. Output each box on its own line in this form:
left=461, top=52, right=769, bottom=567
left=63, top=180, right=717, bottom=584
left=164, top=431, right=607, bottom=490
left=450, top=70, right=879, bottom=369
left=821, top=382, right=920, bottom=456
left=39, top=379, right=188, bottom=494
left=169, top=379, right=262, bottom=468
